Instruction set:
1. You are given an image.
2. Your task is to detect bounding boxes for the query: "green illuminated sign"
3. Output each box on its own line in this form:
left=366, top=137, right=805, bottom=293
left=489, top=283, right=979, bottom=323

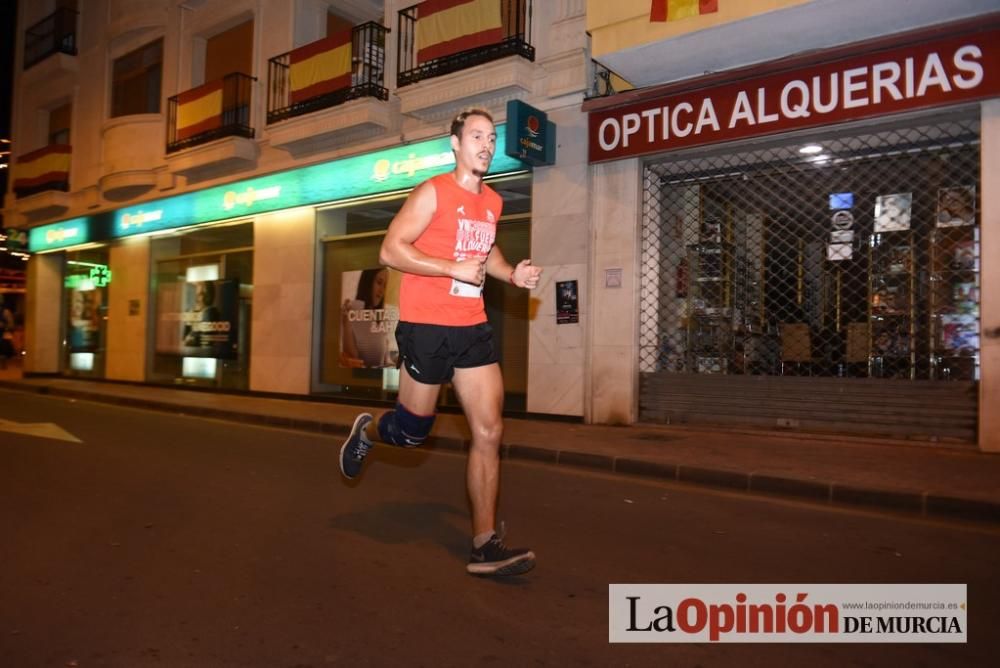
left=112, top=124, right=527, bottom=238
left=90, top=265, right=112, bottom=287
left=29, top=218, right=91, bottom=252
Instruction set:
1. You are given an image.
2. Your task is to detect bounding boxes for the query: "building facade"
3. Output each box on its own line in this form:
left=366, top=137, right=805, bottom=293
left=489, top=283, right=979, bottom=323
left=7, top=0, right=999, bottom=452
left=5, top=0, right=590, bottom=416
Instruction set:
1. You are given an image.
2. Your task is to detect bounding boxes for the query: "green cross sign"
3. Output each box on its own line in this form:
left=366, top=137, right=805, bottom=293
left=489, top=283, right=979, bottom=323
left=90, top=265, right=112, bottom=287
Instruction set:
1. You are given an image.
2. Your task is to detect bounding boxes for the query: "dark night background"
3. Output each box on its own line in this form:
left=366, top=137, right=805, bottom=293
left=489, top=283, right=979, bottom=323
left=1, top=0, right=20, bottom=271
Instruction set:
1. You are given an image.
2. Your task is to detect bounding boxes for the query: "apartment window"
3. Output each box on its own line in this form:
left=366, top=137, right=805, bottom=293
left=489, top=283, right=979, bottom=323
left=205, top=20, right=253, bottom=82
left=111, top=39, right=163, bottom=117
left=48, top=103, right=71, bottom=144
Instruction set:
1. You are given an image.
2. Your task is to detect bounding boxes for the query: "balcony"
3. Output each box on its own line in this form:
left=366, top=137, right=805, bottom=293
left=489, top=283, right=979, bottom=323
left=23, top=7, right=78, bottom=70
left=266, top=22, right=393, bottom=155
left=165, top=73, right=258, bottom=180
left=11, top=144, right=72, bottom=219
left=100, top=114, right=164, bottom=201
left=394, top=0, right=535, bottom=121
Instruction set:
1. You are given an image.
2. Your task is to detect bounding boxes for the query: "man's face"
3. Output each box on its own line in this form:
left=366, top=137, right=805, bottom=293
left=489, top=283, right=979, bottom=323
left=452, top=114, right=496, bottom=176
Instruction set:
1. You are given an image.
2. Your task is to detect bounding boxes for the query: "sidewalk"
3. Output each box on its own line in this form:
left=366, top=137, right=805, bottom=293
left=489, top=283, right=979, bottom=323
left=2, top=373, right=999, bottom=526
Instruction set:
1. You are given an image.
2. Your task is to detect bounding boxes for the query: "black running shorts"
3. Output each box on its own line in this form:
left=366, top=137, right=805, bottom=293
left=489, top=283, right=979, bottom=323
left=395, top=321, right=498, bottom=385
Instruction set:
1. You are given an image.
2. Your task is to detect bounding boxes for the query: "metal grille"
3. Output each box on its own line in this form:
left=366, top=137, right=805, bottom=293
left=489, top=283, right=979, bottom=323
left=640, top=112, right=981, bottom=383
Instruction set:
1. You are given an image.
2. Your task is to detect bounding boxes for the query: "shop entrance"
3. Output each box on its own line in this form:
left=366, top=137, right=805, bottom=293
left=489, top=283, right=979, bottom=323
left=639, top=110, right=981, bottom=440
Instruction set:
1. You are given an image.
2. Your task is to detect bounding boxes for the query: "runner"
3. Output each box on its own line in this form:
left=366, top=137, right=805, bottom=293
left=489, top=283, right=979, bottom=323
left=339, top=109, right=542, bottom=576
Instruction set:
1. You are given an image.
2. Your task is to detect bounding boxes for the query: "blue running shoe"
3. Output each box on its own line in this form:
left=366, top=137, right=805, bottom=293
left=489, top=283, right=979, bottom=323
left=339, top=413, right=373, bottom=480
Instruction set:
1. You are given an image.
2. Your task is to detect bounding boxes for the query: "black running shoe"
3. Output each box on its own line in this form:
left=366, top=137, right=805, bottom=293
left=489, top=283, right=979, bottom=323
left=339, top=413, right=373, bottom=480
left=467, top=534, right=536, bottom=576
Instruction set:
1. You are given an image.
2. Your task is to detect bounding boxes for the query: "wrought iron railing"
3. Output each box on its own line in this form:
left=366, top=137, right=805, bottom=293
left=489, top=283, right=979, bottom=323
left=397, top=0, right=534, bottom=88
left=588, top=60, right=617, bottom=99
left=267, top=22, right=389, bottom=124
left=166, top=72, right=255, bottom=153
left=24, top=7, right=78, bottom=69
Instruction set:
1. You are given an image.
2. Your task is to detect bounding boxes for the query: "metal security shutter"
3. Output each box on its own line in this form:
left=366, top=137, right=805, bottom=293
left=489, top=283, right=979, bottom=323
left=638, top=110, right=981, bottom=441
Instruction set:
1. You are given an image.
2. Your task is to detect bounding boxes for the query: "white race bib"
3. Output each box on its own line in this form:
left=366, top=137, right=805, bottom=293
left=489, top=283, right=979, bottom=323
left=450, top=279, right=483, bottom=298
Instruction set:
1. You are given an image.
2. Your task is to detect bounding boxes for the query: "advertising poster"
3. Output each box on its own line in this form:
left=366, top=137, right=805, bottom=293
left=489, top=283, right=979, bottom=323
left=936, top=186, right=976, bottom=227
left=68, top=288, right=102, bottom=352
left=874, top=193, right=912, bottom=232
left=556, top=280, right=579, bottom=324
left=340, top=267, right=400, bottom=368
left=155, top=279, right=239, bottom=359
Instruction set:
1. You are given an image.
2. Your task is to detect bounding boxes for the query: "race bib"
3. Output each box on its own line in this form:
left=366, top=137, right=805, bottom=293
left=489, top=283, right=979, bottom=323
left=450, top=279, right=483, bottom=298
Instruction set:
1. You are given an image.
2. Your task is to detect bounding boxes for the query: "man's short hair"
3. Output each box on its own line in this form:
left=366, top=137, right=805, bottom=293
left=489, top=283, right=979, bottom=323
left=450, top=109, right=494, bottom=139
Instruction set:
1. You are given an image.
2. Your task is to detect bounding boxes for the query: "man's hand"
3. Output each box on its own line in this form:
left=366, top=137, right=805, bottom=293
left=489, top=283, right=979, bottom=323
left=451, top=256, right=487, bottom=285
left=511, top=259, right=543, bottom=289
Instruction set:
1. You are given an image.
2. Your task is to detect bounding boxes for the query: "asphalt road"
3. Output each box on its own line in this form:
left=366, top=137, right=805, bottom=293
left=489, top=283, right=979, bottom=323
left=1, top=389, right=998, bottom=667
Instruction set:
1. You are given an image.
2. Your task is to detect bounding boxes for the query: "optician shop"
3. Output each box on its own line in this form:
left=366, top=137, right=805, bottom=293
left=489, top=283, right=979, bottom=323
left=587, top=17, right=999, bottom=442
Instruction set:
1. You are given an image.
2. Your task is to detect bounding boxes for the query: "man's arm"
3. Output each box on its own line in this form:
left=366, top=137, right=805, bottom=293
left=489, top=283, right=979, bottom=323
left=485, top=245, right=543, bottom=289
left=379, top=181, right=484, bottom=284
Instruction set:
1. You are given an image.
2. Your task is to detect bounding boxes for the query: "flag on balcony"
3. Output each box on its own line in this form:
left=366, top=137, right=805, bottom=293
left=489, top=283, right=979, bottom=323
left=650, top=0, right=718, bottom=22
left=289, top=29, right=353, bottom=104
left=176, top=80, right=224, bottom=141
left=13, top=144, right=71, bottom=195
left=416, top=0, right=503, bottom=64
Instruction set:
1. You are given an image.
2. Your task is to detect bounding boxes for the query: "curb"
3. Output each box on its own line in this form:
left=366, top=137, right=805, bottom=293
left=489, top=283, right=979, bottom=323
left=3, top=380, right=999, bottom=526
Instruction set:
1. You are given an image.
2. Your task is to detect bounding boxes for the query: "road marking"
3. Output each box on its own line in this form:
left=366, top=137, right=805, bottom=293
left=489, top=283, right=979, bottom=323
left=0, top=418, right=82, bottom=443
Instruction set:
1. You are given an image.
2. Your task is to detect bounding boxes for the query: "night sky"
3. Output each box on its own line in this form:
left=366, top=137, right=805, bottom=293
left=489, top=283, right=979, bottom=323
left=1, top=0, right=18, bottom=270
left=1, top=0, right=14, bottom=138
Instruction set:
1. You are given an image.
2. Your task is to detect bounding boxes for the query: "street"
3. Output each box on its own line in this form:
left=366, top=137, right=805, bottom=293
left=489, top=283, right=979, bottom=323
left=1, top=389, right=998, bottom=667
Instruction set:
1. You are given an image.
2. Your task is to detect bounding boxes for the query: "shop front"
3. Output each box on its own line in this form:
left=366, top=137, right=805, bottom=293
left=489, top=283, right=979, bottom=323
left=587, top=19, right=1000, bottom=442
left=28, top=218, right=111, bottom=379
left=26, top=126, right=532, bottom=405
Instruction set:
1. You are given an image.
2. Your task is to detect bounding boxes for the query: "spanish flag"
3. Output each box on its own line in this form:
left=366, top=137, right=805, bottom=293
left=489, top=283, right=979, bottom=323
left=417, top=0, right=503, bottom=64
left=176, top=79, right=224, bottom=141
left=13, top=144, right=71, bottom=194
left=650, top=0, right=718, bottom=22
left=289, top=29, right=353, bottom=104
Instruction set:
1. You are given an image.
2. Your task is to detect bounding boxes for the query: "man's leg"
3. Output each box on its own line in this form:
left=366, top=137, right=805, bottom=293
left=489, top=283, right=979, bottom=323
left=453, top=363, right=535, bottom=576
left=339, top=365, right=440, bottom=480
left=451, top=363, right=504, bottom=535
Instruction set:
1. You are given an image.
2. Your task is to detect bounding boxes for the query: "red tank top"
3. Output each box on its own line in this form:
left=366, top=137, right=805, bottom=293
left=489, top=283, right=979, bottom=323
left=400, top=173, right=503, bottom=326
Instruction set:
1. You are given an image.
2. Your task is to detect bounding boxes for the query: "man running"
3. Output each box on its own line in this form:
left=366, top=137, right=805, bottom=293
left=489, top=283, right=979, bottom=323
left=339, top=109, right=542, bottom=577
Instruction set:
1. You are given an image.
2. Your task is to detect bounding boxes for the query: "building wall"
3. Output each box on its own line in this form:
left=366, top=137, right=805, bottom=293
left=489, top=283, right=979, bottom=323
left=105, top=237, right=150, bottom=381
left=527, top=107, right=589, bottom=416
left=587, top=158, right=640, bottom=425
left=587, top=0, right=810, bottom=58
left=250, top=207, right=316, bottom=395
left=24, top=253, right=63, bottom=373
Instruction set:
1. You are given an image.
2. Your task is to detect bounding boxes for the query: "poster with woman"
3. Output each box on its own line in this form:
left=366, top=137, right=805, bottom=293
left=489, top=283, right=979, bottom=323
left=340, top=267, right=400, bottom=368
left=155, top=279, right=239, bottom=359
left=68, top=288, right=102, bottom=352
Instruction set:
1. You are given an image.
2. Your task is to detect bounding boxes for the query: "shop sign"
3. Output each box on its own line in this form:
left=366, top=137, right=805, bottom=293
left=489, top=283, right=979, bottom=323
left=505, top=100, right=556, bottom=166
left=28, top=218, right=90, bottom=253
left=589, top=27, right=1000, bottom=162
left=112, top=124, right=527, bottom=239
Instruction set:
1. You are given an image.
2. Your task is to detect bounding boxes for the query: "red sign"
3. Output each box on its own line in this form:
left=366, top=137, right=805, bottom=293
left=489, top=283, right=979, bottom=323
left=588, top=27, right=1000, bottom=163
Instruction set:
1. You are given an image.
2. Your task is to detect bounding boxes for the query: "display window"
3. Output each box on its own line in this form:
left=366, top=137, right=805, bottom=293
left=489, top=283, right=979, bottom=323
left=63, top=248, right=111, bottom=377
left=149, top=222, right=254, bottom=389
left=639, top=110, right=981, bottom=381
left=315, top=175, right=532, bottom=409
